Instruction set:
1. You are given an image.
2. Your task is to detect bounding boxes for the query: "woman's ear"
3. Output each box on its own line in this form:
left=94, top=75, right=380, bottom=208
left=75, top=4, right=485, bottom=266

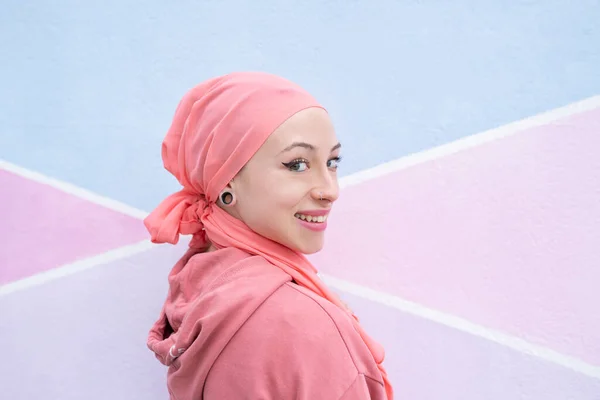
left=218, top=180, right=237, bottom=207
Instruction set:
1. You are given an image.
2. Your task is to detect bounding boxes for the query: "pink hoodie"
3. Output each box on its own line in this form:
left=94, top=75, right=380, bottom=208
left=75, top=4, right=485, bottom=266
left=144, top=72, right=393, bottom=399
left=149, top=247, right=388, bottom=399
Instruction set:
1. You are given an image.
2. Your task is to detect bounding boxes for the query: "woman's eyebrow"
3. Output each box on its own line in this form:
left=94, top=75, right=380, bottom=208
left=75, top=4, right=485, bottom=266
left=279, top=142, right=342, bottom=154
left=280, top=142, right=315, bottom=154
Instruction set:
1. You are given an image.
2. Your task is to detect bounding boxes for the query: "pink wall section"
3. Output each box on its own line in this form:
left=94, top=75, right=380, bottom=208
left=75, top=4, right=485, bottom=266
left=310, top=107, right=600, bottom=367
left=0, top=170, right=148, bottom=284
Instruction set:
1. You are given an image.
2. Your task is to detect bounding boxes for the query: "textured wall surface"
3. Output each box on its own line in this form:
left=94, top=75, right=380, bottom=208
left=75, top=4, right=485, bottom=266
left=1, top=1, right=599, bottom=399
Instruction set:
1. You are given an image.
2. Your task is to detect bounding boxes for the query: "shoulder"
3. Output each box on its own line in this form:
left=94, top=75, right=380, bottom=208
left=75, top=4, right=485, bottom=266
left=268, top=282, right=384, bottom=381
left=204, top=281, right=385, bottom=399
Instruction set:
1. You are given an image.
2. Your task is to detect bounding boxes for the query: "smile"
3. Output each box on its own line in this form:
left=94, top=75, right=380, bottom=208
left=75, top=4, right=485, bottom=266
left=294, top=211, right=330, bottom=232
left=294, top=213, right=328, bottom=223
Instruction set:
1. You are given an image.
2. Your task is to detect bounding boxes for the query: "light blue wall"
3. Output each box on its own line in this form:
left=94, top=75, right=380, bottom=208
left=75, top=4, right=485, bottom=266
left=2, top=1, right=599, bottom=211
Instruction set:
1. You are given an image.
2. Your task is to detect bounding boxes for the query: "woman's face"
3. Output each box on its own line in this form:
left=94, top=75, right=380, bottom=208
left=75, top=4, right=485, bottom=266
left=226, top=107, right=341, bottom=254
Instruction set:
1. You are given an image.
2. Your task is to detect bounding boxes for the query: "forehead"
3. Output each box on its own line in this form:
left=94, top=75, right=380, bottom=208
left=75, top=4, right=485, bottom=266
left=261, top=107, right=337, bottom=152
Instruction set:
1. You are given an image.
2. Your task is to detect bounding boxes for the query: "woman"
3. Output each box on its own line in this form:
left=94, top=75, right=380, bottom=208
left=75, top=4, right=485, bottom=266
left=145, top=71, right=393, bottom=399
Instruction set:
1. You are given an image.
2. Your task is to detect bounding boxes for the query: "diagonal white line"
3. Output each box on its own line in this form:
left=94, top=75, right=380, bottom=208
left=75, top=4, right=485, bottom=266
left=321, top=273, right=600, bottom=380
left=0, top=159, right=149, bottom=219
left=339, top=95, right=600, bottom=188
left=0, top=240, right=154, bottom=296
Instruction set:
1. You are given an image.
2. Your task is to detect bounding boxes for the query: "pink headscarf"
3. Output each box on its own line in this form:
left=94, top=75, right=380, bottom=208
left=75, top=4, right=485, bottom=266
left=144, top=71, right=393, bottom=399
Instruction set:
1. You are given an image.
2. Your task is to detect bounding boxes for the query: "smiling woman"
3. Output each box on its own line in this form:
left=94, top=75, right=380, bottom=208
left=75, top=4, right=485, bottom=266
left=143, top=72, right=393, bottom=399
left=218, top=107, right=341, bottom=254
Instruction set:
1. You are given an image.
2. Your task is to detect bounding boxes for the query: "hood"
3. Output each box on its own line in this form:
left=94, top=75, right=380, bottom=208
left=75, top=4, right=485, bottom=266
left=147, top=247, right=291, bottom=398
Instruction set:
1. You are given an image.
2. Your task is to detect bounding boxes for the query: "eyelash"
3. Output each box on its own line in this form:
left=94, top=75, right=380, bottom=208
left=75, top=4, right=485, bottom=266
left=282, top=157, right=342, bottom=172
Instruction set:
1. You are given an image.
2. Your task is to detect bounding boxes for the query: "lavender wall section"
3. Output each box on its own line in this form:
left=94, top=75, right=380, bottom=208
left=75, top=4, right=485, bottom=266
left=1, top=1, right=599, bottom=399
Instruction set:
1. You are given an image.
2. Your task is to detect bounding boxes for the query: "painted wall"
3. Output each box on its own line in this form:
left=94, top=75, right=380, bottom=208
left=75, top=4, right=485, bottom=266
left=1, top=1, right=599, bottom=398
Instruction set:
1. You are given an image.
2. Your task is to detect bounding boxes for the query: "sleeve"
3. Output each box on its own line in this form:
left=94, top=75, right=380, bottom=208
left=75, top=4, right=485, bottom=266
left=203, top=283, right=387, bottom=400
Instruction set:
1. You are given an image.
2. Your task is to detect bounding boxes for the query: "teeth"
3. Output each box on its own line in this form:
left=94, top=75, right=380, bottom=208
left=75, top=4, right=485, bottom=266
left=294, top=213, right=328, bottom=223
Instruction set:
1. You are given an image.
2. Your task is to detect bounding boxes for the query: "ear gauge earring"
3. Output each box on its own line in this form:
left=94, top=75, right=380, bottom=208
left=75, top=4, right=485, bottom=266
left=220, top=191, right=234, bottom=205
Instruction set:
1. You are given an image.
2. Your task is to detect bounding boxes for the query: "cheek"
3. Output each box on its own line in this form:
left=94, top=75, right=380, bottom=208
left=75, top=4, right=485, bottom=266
left=239, top=176, right=305, bottom=224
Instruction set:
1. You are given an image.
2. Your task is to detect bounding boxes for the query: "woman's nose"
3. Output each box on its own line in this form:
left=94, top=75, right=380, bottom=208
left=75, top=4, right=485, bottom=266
left=311, top=172, right=339, bottom=203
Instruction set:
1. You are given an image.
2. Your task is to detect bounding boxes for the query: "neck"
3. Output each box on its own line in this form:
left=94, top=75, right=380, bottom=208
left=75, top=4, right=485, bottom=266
left=206, top=243, right=217, bottom=253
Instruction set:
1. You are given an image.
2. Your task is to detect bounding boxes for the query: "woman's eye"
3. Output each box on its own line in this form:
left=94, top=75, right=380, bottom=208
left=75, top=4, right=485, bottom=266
left=327, top=157, right=342, bottom=169
left=283, top=159, right=309, bottom=172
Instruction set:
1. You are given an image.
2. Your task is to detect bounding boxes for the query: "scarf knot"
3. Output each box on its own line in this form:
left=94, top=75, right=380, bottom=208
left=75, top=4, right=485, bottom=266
left=144, top=189, right=212, bottom=249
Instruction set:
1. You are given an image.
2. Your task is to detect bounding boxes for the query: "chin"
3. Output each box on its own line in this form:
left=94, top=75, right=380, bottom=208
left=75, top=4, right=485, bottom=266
left=262, top=226, right=325, bottom=255
left=293, top=239, right=325, bottom=255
